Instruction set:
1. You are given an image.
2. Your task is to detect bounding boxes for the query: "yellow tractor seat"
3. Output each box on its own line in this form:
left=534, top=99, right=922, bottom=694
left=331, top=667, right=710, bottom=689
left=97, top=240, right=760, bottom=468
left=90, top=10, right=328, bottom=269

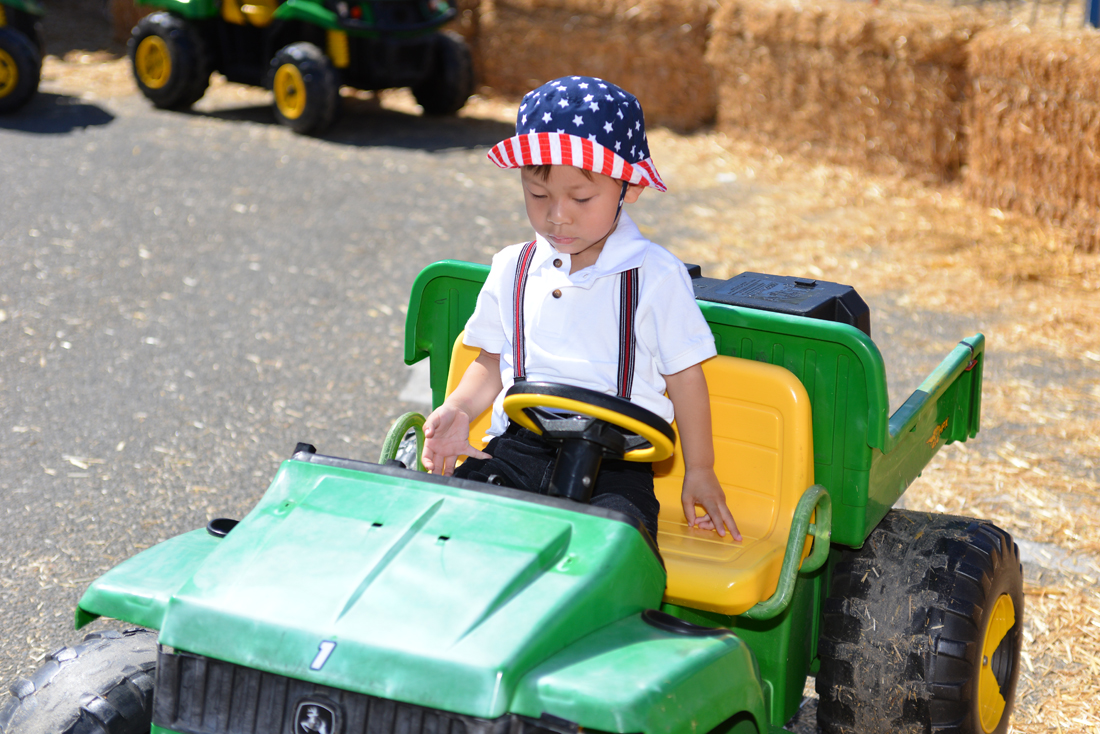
left=443, top=335, right=815, bottom=616
left=653, top=356, right=814, bottom=615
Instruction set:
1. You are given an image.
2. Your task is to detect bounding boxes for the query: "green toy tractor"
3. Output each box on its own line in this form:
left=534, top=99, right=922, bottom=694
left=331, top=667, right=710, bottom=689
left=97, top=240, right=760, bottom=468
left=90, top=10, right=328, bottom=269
left=0, top=0, right=43, bottom=113
left=0, top=263, right=1023, bottom=734
left=127, top=0, right=475, bottom=134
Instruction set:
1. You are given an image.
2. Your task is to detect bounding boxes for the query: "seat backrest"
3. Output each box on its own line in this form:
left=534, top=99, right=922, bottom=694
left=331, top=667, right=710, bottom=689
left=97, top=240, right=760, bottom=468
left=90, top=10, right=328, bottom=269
left=654, top=355, right=813, bottom=538
left=446, top=335, right=494, bottom=449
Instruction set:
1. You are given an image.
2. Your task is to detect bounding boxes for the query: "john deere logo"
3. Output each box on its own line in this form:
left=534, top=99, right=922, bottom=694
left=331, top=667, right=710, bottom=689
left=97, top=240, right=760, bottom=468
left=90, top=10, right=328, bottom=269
left=294, top=699, right=339, bottom=734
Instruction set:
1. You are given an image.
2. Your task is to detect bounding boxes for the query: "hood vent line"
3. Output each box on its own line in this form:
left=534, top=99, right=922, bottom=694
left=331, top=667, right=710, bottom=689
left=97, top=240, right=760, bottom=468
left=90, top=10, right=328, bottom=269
left=336, top=499, right=445, bottom=622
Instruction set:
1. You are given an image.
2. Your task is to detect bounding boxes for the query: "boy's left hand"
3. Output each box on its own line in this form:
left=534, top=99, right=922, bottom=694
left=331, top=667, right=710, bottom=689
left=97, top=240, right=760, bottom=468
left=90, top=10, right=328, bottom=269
left=681, top=467, right=741, bottom=540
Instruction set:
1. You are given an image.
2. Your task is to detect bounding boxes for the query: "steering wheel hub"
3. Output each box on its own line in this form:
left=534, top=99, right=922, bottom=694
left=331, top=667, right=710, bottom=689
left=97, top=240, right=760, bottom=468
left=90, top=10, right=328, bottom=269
left=503, top=382, right=676, bottom=502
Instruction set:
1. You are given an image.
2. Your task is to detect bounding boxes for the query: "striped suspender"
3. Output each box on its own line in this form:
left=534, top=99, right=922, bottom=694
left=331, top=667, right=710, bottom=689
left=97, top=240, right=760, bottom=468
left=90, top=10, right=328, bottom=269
left=511, top=241, right=538, bottom=383
left=512, top=240, right=640, bottom=400
left=616, top=267, right=640, bottom=400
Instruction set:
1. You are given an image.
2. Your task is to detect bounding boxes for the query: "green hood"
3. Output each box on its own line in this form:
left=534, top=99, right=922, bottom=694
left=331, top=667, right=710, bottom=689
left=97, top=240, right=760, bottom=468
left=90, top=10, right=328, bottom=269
left=80, top=455, right=666, bottom=718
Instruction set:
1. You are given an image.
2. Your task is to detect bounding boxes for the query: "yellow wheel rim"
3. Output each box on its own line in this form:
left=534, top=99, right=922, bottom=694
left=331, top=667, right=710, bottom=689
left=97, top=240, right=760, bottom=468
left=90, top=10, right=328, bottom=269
left=273, top=63, right=307, bottom=120
left=978, top=593, right=1015, bottom=733
left=0, top=48, right=18, bottom=99
left=503, top=393, right=675, bottom=463
left=135, top=35, right=172, bottom=90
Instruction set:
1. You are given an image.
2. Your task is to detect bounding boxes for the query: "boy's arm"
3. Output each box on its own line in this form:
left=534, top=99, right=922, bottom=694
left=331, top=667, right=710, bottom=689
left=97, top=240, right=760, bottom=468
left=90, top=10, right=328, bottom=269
left=665, top=364, right=742, bottom=540
left=421, top=349, right=502, bottom=475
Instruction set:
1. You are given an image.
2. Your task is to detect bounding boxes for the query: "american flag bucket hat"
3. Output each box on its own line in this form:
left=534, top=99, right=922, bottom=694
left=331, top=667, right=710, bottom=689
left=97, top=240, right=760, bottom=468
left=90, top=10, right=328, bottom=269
left=487, top=76, right=666, bottom=192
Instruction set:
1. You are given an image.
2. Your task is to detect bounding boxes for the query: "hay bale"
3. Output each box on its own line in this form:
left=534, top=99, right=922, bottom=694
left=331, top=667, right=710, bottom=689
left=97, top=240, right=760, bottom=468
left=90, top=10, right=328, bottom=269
left=446, top=0, right=484, bottom=82
left=706, top=0, right=985, bottom=180
left=478, top=0, right=717, bottom=130
left=109, top=0, right=153, bottom=44
left=965, top=26, right=1100, bottom=252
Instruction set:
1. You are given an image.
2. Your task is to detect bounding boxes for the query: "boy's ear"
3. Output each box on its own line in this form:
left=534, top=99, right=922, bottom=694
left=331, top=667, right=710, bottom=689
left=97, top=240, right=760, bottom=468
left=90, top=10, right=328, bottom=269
left=624, top=183, right=645, bottom=204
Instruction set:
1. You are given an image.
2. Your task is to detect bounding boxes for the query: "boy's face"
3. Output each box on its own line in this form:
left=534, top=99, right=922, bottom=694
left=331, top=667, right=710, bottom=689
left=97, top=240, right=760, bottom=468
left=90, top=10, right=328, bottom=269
left=520, top=166, right=643, bottom=270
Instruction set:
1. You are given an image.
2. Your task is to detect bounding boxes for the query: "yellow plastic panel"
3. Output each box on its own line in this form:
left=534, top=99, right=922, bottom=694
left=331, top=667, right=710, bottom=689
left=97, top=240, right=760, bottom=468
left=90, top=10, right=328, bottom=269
left=221, top=0, right=246, bottom=25
left=240, top=0, right=276, bottom=25
left=327, top=30, right=350, bottom=68
left=445, top=333, right=493, bottom=449
left=654, top=355, right=814, bottom=615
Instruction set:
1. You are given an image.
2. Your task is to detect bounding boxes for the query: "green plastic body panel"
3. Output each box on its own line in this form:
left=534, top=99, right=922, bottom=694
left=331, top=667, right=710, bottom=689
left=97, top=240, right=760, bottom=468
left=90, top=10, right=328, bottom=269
left=403, top=261, right=985, bottom=549
left=0, top=0, right=45, bottom=16
left=81, top=457, right=679, bottom=723
left=76, top=529, right=220, bottom=631
left=271, top=0, right=339, bottom=30
left=664, top=562, right=827, bottom=729
left=514, top=614, right=767, bottom=734
left=134, top=0, right=218, bottom=19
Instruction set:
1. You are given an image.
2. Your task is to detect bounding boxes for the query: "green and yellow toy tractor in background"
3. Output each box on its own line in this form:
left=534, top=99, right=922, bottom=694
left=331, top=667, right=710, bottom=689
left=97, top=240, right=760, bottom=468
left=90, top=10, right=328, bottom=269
left=127, top=0, right=475, bottom=134
left=0, top=0, right=43, bottom=113
left=0, top=263, right=1022, bottom=734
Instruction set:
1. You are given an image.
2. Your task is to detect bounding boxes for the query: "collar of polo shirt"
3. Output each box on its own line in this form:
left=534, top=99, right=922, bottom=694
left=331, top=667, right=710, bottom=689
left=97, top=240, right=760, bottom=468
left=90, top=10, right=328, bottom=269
left=531, top=211, right=648, bottom=287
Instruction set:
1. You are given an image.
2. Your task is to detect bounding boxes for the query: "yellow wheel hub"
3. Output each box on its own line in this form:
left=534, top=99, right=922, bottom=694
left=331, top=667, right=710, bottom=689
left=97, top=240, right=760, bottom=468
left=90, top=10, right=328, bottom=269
left=978, top=593, right=1015, bottom=733
left=273, top=63, right=307, bottom=120
left=135, top=35, right=172, bottom=90
left=0, top=47, right=18, bottom=99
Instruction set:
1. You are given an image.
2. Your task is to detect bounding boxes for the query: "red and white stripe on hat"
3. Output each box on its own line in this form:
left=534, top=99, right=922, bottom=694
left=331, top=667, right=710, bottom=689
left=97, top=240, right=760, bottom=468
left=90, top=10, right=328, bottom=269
left=488, top=132, right=666, bottom=192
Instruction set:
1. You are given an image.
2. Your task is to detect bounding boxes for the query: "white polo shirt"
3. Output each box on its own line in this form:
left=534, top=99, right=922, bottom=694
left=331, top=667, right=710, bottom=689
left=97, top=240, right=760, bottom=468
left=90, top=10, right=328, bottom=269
left=464, top=212, right=717, bottom=437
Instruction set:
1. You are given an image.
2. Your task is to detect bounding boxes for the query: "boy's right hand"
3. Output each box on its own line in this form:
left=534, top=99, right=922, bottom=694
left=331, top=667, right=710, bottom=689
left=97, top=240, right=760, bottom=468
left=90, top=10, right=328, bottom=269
left=421, top=403, right=492, bottom=476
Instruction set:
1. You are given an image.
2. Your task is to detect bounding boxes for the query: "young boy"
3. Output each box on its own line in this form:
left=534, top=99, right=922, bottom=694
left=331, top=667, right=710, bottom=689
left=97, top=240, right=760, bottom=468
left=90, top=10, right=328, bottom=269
left=421, top=76, right=739, bottom=541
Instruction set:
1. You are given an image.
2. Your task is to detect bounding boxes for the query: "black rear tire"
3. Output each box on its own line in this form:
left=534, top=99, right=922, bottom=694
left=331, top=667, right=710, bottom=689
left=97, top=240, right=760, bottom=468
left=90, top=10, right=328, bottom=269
left=129, top=13, right=211, bottom=110
left=816, top=510, right=1023, bottom=734
left=268, top=42, right=339, bottom=136
left=0, top=628, right=157, bottom=734
left=0, top=26, right=41, bottom=114
left=412, top=31, right=474, bottom=116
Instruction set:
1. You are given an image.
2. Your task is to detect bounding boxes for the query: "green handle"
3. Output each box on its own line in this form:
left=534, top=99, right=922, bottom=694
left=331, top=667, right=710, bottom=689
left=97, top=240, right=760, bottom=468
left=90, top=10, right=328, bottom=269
left=739, top=485, right=832, bottom=621
left=378, top=412, right=427, bottom=472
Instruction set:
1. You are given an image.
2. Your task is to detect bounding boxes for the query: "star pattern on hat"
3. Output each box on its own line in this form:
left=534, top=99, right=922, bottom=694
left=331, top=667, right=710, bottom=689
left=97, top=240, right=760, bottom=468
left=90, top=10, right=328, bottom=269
left=487, top=76, right=666, bottom=192
left=515, top=76, right=652, bottom=165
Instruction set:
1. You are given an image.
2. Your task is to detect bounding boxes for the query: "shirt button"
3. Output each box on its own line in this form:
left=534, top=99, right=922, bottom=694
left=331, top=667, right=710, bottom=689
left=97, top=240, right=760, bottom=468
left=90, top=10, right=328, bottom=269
left=552, top=289, right=562, bottom=299
left=553, top=259, right=563, bottom=268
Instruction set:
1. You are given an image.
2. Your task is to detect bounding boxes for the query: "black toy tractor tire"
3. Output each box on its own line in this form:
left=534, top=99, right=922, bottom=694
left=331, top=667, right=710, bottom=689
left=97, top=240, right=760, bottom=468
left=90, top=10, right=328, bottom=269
left=816, top=510, right=1023, bottom=734
left=0, top=628, right=157, bottom=734
left=268, top=42, right=339, bottom=136
left=129, top=13, right=211, bottom=110
left=0, top=26, right=42, bottom=114
left=412, top=31, right=474, bottom=116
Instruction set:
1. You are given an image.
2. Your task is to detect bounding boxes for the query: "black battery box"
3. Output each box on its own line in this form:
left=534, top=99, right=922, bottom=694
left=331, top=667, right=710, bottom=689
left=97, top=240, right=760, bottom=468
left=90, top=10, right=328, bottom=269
left=689, top=269, right=871, bottom=337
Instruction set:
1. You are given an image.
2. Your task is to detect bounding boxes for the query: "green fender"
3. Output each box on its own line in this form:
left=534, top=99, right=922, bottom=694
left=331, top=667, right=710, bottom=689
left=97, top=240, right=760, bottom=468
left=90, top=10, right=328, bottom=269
left=272, top=0, right=339, bottom=29
left=76, top=528, right=221, bottom=630
left=513, top=614, right=768, bottom=734
left=1, top=0, right=45, bottom=16
left=132, top=0, right=219, bottom=20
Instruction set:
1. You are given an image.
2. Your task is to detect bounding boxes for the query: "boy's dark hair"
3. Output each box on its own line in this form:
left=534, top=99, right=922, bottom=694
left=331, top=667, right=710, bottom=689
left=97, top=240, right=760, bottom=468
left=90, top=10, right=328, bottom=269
left=524, top=164, right=595, bottom=181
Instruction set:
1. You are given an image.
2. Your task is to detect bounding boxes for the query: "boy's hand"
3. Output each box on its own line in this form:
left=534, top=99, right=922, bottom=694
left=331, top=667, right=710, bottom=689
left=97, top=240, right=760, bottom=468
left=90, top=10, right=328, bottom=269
left=422, top=403, right=491, bottom=476
left=681, top=467, right=741, bottom=540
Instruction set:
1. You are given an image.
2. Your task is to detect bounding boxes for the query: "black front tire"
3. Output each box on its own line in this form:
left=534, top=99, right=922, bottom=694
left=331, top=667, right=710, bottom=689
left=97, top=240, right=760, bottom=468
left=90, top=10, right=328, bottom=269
left=129, top=13, right=211, bottom=110
left=816, top=510, right=1024, bottom=734
left=0, top=629, right=157, bottom=734
left=0, top=27, right=41, bottom=114
left=412, top=31, right=474, bottom=116
left=268, top=42, right=339, bottom=136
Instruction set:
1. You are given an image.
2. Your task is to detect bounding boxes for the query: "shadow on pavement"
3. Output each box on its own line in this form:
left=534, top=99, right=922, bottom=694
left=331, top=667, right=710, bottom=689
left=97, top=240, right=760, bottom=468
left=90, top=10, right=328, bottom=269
left=194, top=96, right=514, bottom=152
left=0, top=92, right=115, bottom=133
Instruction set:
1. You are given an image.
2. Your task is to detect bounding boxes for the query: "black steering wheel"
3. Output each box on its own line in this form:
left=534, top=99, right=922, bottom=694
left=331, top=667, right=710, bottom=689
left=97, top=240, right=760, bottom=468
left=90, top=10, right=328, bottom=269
left=503, top=382, right=676, bottom=503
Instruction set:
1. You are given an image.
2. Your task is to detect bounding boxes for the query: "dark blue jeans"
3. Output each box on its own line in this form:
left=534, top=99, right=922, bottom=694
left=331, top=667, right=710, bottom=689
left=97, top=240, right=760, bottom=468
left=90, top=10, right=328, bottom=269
left=454, top=423, right=660, bottom=538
